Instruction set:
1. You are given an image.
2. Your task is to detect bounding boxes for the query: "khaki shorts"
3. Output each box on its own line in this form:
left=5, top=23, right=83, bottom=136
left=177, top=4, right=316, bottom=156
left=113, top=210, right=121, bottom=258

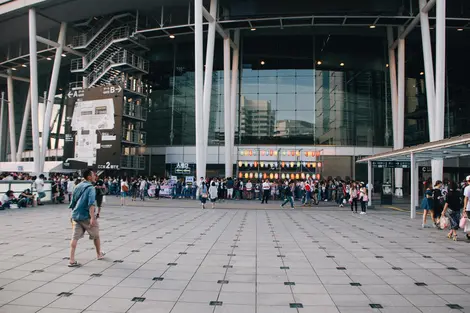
left=72, top=219, right=99, bottom=240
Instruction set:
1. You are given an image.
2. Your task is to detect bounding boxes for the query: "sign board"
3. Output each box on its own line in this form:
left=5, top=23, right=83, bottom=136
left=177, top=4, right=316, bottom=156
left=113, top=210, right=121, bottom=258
left=174, top=162, right=191, bottom=174
left=372, top=161, right=411, bottom=169
left=63, top=85, right=124, bottom=170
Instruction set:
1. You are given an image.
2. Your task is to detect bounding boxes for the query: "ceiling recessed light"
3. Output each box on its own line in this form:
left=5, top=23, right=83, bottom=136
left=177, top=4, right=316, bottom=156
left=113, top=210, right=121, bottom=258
left=317, top=61, right=322, bottom=65
left=11, top=67, right=16, bottom=71
left=61, top=53, right=66, bottom=57
left=21, top=64, right=27, bottom=68
left=47, top=57, right=52, bottom=60
left=261, top=60, right=265, bottom=65
left=386, top=64, right=389, bottom=68
left=340, top=62, right=345, bottom=67
left=369, top=25, right=376, bottom=29
left=420, top=71, right=424, bottom=76
left=457, top=28, right=464, bottom=31
left=169, top=34, right=175, bottom=39
left=251, top=28, right=256, bottom=31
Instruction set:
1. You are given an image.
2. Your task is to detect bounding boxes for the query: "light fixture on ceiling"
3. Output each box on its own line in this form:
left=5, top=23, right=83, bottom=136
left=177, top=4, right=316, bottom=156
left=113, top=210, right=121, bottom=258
left=386, top=64, right=389, bottom=68
left=22, top=64, right=27, bottom=68
left=420, top=71, right=424, bottom=76
left=261, top=60, right=265, bottom=65
left=169, top=34, right=175, bottom=39
left=46, top=57, right=52, bottom=60
left=11, top=67, right=16, bottom=71
left=61, top=53, right=66, bottom=57
left=457, top=28, right=464, bottom=31
left=317, top=61, right=322, bottom=65
left=369, top=25, right=376, bottom=29
left=251, top=28, right=256, bottom=31
left=340, top=62, right=345, bottom=67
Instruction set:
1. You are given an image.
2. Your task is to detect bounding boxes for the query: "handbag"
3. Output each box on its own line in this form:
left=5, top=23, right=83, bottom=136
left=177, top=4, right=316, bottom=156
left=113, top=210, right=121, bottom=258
left=102, top=196, right=107, bottom=204
left=465, top=220, right=470, bottom=233
left=460, top=216, right=467, bottom=229
left=440, top=216, right=450, bottom=229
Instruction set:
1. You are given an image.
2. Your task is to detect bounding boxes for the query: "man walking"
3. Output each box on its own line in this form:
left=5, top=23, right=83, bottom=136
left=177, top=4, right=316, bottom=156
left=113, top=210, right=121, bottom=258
left=281, top=181, right=295, bottom=209
left=68, top=169, right=105, bottom=267
left=261, top=179, right=271, bottom=204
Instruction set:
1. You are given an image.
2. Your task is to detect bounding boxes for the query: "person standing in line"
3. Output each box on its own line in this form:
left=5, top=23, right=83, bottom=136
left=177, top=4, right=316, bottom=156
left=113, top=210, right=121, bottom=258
left=199, top=179, right=208, bottom=209
left=245, top=180, right=253, bottom=200
left=433, top=180, right=444, bottom=227
left=68, top=169, right=105, bottom=267
left=140, top=177, right=147, bottom=201
left=462, top=176, right=470, bottom=239
left=359, top=185, right=368, bottom=215
left=280, top=181, right=295, bottom=209
left=261, top=179, right=271, bottom=204
left=442, top=181, right=460, bottom=241
left=209, top=181, right=218, bottom=209
left=226, top=177, right=234, bottom=199
left=94, top=176, right=105, bottom=218
left=120, top=177, right=129, bottom=206
left=33, top=174, right=46, bottom=206
left=350, top=182, right=359, bottom=213
left=67, top=177, right=75, bottom=203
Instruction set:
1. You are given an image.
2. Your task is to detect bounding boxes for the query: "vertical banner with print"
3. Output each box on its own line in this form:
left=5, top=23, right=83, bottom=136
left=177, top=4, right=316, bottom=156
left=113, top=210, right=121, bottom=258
left=63, top=85, right=123, bottom=170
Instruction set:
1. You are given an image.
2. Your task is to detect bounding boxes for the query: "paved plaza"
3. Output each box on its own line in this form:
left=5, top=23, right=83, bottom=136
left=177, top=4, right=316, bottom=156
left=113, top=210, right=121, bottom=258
left=0, top=199, right=470, bottom=313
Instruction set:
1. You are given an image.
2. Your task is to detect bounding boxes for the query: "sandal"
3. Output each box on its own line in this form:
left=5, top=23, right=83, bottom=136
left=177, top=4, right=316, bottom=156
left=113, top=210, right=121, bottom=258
left=447, top=233, right=452, bottom=239
left=97, top=252, right=106, bottom=260
left=68, top=261, right=80, bottom=267
left=453, top=235, right=458, bottom=241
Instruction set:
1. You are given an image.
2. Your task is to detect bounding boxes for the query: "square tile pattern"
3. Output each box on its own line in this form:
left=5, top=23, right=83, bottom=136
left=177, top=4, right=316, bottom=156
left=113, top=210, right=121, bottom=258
left=0, top=199, right=469, bottom=313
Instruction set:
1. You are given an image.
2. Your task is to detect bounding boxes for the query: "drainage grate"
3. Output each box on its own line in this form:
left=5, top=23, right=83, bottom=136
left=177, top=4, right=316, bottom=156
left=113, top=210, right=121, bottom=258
left=131, top=250, right=140, bottom=253
left=90, top=273, right=102, bottom=277
left=319, top=247, right=326, bottom=250
left=145, top=242, right=153, bottom=245
left=153, top=277, right=164, bottom=281
left=277, top=255, right=286, bottom=258
left=280, top=266, right=290, bottom=270
left=423, top=256, right=432, bottom=258
left=13, top=254, right=24, bottom=257
left=217, top=280, right=229, bottom=284
left=351, top=241, right=358, bottom=243
left=350, top=283, right=362, bottom=286
left=58, top=292, right=73, bottom=297
left=392, top=267, right=402, bottom=270
left=284, top=282, right=295, bottom=286
left=375, top=256, right=384, bottom=259
left=415, top=282, right=427, bottom=286
left=209, top=301, right=223, bottom=306
left=336, top=267, right=346, bottom=270
left=179, top=252, right=187, bottom=255
left=187, top=244, right=195, bottom=246
left=156, top=237, right=163, bottom=239
left=113, top=260, right=123, bottom=263
left=223, top=265, right=233, bottom=269
left=132, top=297, right=145, bottom=302
left=63, top=257, right=70, bottom=260
left=447, top=267, right=457, bottom=270
left=227, top=254, right=236, bottom=257
left=231, top=245, right=238, bottom=248
left=289, top=303, right=303, bottom=308
left=31, top=270, right=44, bottom=273
left=167, top=263, right=177, bottom=266
left=369, top=304, right=383, bottom=309
left=326, top=256, right=335, bottom=258
left=274, top=246, right=282, bottom=249
left=446, top=304, right=463, bottom=309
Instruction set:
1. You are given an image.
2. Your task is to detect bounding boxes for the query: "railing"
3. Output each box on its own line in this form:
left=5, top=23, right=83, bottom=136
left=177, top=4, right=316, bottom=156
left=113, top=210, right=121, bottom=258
left=69, top=81, right=84, bottom=90
left=120, top=155, right=145, bottom=169
left=123, top=102, right=148, bottom=121
left=71, top=26, right=130, bottom=72
left=87, top=49, right=149, bottom=87
left=122, top=129, right=147, bottom=145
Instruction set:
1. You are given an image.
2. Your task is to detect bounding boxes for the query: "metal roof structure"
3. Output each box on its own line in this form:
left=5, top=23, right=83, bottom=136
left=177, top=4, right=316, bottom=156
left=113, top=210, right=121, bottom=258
left=357, top=134, right=470, bottom=164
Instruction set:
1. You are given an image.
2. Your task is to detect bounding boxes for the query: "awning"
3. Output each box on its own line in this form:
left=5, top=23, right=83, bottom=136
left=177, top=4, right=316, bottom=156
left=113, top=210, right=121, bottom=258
left=357, top=134, right=470, bottom=163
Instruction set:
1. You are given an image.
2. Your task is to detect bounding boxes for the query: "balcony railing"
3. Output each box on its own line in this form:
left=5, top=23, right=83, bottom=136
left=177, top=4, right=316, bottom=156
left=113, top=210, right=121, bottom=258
left=122, top=129, right=147, bottom=145
left=123, top=102, right=148, bottom=121
left=121, top=155, right=145, bottom=169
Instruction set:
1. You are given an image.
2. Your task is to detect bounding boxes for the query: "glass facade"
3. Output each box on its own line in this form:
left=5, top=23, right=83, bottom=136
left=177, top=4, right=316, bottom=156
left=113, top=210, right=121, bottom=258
left=146, top=34, right=391, bottom=148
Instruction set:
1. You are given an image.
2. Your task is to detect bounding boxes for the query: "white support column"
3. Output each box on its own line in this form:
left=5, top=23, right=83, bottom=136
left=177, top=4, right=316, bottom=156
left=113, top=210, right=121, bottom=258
left=7, top=69, right=17, bottom=162
left=367, top=160, right=373, bottom=207
left=230, top=30, right=240, bottom=155
left=29, top=8, right=41, bottom=175
left=432, top=0, right=446, bottom=183
left=41, top=22, right=67, bottom=172
left=419, top=0, right=436, bottom=142
left=202, top=0, right=217, bottom=151
left=0, top=92, right=5, bottom=161
left=387, top=27, right=398, bottom=146
left=17, top=89, right=31, bottom=160
left=395, top=26, right=405, bottom=197
left=223, top=36, right=232, bottom=177
left=410, top=152, right=418, bottom=219
left=194, top=0, right=205, bottom=180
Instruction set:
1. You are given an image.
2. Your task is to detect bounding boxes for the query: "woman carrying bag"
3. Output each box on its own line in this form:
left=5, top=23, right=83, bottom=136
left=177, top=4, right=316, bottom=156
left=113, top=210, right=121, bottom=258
left=442, top=182, right=460, bottom=241
left=209, top=182, right=218, bottom=209
left=199, top=181, right=208, bottom=209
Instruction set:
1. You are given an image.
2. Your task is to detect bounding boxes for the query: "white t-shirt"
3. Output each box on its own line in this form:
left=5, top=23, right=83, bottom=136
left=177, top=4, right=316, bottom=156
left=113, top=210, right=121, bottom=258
left=246, top=182, right=252, bottom=191
left=262, top=182, right=270, bottom=190
left=464, top=185, right=470, bottom=211
left=140, top=180, right=147, bottom=190
left=67, top=181, right=75, bottom=193
left=34, top=178, right=45, bottom=192
left=121, top=181, right=128, bottom=192
left=1, top=194, right=10, bottom=203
